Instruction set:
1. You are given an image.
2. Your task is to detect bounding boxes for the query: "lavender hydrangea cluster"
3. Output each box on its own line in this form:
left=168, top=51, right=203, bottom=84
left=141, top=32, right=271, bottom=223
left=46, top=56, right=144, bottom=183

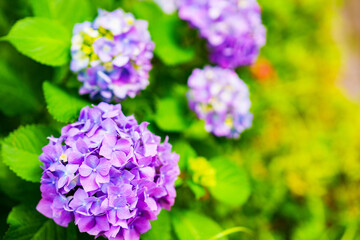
left=154, top=0, right=177, bottom=14
left=70, top=9, right=154, bottom=102
left=142, top=0, right=177, bottom=14
left=36, top=103, right=180, bottom=240
left=187, top=66, right=253, bottom=138
left=177, top=0, right=266, bottom=68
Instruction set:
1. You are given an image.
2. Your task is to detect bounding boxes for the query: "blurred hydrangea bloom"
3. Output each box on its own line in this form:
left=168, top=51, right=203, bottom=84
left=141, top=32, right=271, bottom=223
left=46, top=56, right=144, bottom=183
left=187, top=66, right=253, bottom=138
left=177, top=0, right=266, bottom=68
left=36, top=103, right=180, bottom=240
left=154, top=0, right=177, bottom=13
left=142, top=0, right=177, bottom=14
left=71, top=9, right=155, bottom=102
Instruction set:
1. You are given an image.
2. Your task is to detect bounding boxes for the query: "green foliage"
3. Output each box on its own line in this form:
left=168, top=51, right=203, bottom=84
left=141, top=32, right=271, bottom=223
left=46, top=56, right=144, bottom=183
left=0, top=0, right=358, bottom=239
left=209, top=157, right=251, bottom=206
left=183, top=121, right=209, bottom=140
left=0, top=60, right=40, bottom=116
left=208, top=227, right=253, bottom=240
left=0, top=159, right=40, bottom=204
left=3, top=205, right=76, bottom=240
left=142, top=210, right=172, bottom=240
left=29, top=0, right=94, bottom=31
left=132, top=2, right=195, bottom=65
left=171, top=210, right=227, bottom=240
left=1, top=125, right=56, bottom=182
left=172, top=140, right=197, bottom=171
left=2, top=18, right=71, bottom=66
left=186, top=180, right=206, bottom=199
left=43, top=81, right=90, bottom=123
left=155, top=97, right=190, bottom=132
left=89, top=0, right=114, bottom=11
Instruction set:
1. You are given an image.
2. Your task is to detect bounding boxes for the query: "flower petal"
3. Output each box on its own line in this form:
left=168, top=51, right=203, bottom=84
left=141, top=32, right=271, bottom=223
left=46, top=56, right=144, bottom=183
left=80, top=174, right=99, bottom=192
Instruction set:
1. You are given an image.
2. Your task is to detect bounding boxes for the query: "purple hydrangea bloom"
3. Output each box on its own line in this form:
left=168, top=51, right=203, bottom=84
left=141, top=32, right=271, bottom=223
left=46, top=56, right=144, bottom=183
left=37, top=103, right=180, bottom=240
left=187, top=66, right=253, bottom=138
left=177, top=0, right=266, bottom=68
left=70, top=9, right=155, bottom=102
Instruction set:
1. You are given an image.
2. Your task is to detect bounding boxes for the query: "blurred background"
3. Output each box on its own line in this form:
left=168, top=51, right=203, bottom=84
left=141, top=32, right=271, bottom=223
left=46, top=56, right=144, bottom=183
left=0, top=0, right=360, bottom=239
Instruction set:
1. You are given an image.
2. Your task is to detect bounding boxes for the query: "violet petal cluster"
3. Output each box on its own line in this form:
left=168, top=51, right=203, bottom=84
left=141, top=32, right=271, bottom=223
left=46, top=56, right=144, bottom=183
left=70, top=9, right=155, bottom=102
left=177, top=0, right=266, bottom=68
left=187, top=66, right=253, bottom=138
left=36, top=103, right=180, bottom=240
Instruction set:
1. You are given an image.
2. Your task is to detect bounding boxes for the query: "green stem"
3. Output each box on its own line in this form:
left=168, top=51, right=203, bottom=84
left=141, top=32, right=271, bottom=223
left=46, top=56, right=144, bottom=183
left=208, top=226, right=253, bottom=240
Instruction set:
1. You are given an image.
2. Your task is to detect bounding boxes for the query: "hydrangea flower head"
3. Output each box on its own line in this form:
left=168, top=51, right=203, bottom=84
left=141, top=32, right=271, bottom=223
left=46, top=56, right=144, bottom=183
left=177, top=0, right=266, bottom=68
left=141, top=0, right=177, bottom=14
left=71, top=9, right=155, bottom=102
left=187, top=66, right=253, bottom=138
left=36, top=103, right=180, bottom=240
left=154, top=0, right=177, bottom=14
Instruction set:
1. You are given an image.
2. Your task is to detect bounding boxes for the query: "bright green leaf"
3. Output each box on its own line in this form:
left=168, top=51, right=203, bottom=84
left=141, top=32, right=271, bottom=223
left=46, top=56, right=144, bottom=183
left=43, top=81, right=90, bottom=123
left=3, top=17, right=71, bottom=66
left=0, top=60, right=40, bottom=116
left=155, top=97, right=190, bottom=132
left=30, top=0, right=94, bottom=31
left=132, top=2, right=195, bottom=65
left=171, top=210, right=227, bottom=240
left=184, top=121, right=209, bottom=140
left=172, top=140, right=197, bottom=171
left=3, top=205, right=76, bottom=240
left=209, top=157, right=251, bottom=206
left=89, top=0, right=114, bottom=11
left=208, top=226, right=253, bottom=240
left=1, top=125, right=56, bottom=182
left=142, top=210, right=172, bottom=240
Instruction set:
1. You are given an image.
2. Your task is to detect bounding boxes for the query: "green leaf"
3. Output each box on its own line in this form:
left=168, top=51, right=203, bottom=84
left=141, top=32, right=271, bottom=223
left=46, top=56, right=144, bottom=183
left=184, top=121, right=209, bottom=140
left=208, top=226, right=253, bottom=240
left=155, top=97, right=190, bottom=132
left=3, top=205, right=76, bottom=240
left=171, top=210, right=227, bottom=240
left=1, top=125, right=56, bottom=182
left=43, top=81, right=90, bottom=123
left=0, top=60, right=40, bottom=116
left=208, top=157, right=251, bottom=206
left=3, top=17, right=71, bottom=66
left=142, top=210, right=172, bottom=240
left=30, top=0, right=94, bottom=31
left=174, top=177, right=183, bottom=187
left=0, top=158, right=40, bottom=203
left=187, top=180, right=206, bottom=199
left=4, top=205, right=45, bottom=240
left=172, top=140, right=197, bottom=171
left=132, top=2, right=195, bottom=65
left=89, top=0, right=114, bottom=11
